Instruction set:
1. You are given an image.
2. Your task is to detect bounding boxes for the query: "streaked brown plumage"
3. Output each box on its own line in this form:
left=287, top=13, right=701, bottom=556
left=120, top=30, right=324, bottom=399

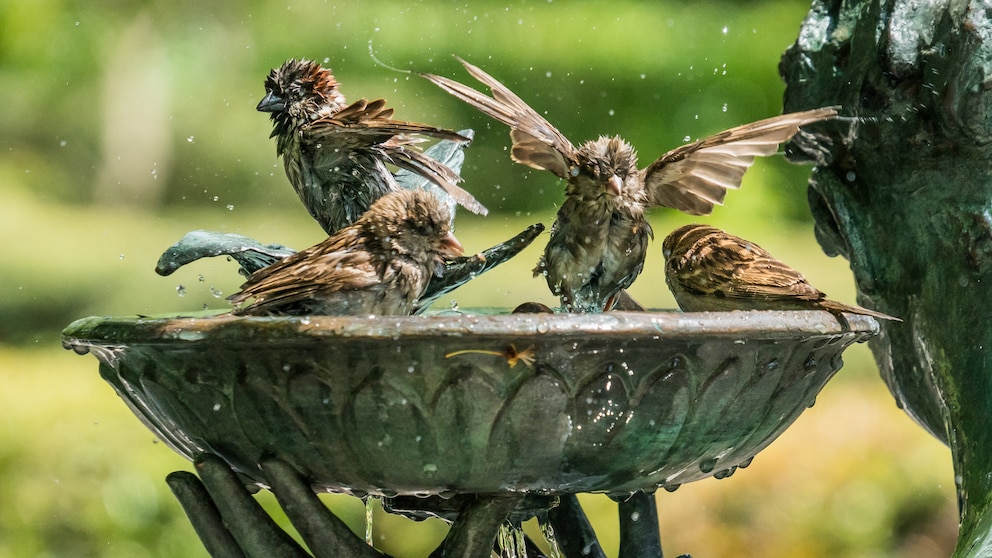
left=259, top=58, right=487, bottom=235
left=662, top=224, right=900, bottom=321
left=422, top=57, right=837, bottom=312
left=228, top=190, right=463, bottom=316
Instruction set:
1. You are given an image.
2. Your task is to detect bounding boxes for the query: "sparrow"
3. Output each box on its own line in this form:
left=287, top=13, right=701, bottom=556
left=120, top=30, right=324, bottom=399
left=662, top=224, right=900, bottom=321
left=421, top=57, right=838, bottom=312
left=258, top=58, right=487, bottom=235
left=228, top=190, right=463, bottom=316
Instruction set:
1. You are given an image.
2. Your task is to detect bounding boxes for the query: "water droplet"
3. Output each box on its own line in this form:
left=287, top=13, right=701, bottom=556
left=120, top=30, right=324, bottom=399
left=209, top=287, right=223, bottom=298
left=699, top=458, right=718, bottom=473
left=714, top=466, right=737, bottom=479
left=846, top=171, right=857, bottom=182
left=630, top=511, right=640, bottom=522
left=197, top=274, right=205, bottom=283
left=537, top=321, right=550, bottom=334
left=59, top=140, right=67, bottom=147
left=187, top=136, right=195, bottom=143
left=226, top=204, right=235, bottom=211
left=119, top=254, right=125, bottom=260
left=663, top=484, right=680, bottom=493
left=738, top=456, right=754, bottom=469
left=176, top=285, right=186, bottom=297
left=212, top=403, right=221, bottom=411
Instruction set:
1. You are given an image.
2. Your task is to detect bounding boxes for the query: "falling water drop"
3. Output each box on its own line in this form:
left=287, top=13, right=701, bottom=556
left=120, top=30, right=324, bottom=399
left=496, top=523, right=528, bottom=558
left=364, top=496, right=377, bottom=546
left=540, top=520, right=564, bottom=558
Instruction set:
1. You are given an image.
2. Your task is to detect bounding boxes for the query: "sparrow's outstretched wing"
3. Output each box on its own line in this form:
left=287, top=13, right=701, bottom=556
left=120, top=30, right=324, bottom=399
left=422, top=57, right=579, bottom=179
left=642, top=108, right=838, bottom=215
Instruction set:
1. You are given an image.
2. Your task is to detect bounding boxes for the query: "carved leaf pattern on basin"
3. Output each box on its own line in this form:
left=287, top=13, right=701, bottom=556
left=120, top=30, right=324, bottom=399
left=63, top=312, right=876, bottom=496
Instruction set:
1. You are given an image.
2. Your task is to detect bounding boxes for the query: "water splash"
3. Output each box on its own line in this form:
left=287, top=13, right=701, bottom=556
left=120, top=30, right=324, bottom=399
left=496, top=523, right=527, bottom=558
left=539, top=520, right=564, bottom=558
left=365, top=496, right=378, bottom=546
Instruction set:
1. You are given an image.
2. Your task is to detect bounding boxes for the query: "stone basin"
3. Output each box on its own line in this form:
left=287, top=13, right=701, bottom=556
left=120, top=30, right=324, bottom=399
left=61, top=310, right=877, bottom=498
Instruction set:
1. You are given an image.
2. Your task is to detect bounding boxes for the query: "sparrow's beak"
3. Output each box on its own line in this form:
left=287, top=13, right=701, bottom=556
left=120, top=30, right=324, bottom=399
left=256, top=91, right=286, bottom=113
left=606, top=175, right=623, bottom=197
left=436, top=231, right=464, bottom=259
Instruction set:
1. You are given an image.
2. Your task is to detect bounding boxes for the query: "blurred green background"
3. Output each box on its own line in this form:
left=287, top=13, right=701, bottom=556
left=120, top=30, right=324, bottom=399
left=0, top=0, right=957, bottom=556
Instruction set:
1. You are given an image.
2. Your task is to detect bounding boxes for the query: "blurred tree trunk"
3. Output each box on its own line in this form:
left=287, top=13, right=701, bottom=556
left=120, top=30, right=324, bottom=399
left=94, top=13, right=171, bottom=207
left=780, top=1, right=992, bottom=555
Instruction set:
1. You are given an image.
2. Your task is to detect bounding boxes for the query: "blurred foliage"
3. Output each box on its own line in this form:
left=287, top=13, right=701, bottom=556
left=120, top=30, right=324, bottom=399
left=0, top=0, right=958, bottom=556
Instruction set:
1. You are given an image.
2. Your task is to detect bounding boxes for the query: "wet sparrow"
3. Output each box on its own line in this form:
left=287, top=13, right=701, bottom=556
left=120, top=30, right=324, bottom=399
left=259, top=58, right=487, bottom=235
left=662, top=224, right=900, bottom=321
left=229, top=189, right=463, bottom=316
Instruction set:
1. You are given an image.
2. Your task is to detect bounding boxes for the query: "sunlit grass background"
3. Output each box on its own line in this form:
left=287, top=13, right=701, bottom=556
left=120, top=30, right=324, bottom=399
left=0, top=0, right=957, bottom=556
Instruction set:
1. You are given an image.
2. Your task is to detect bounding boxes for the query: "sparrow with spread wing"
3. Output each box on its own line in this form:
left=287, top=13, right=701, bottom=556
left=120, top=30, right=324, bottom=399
left=228, top=190, right=463, bottom=316
left=662, top=224, right=900, bottom=321
left=259, top=59, right=487, bottom=235
left=422, top=57, right=837, bottom=312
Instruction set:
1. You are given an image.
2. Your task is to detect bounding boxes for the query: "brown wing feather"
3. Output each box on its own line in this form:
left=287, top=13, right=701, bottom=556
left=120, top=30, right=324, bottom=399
left=302, top=99, right=487, bottom=216
left=228, top=230, right=379, bottom=312
left=421, top=57, right=577, bottom=178
left=642, top=108, right=838, bottom=214
left=671, top=226, right=824, bottom=302
left=381, top=141, right=489, bottom=216
left=305, top=98, right=471, bottom=145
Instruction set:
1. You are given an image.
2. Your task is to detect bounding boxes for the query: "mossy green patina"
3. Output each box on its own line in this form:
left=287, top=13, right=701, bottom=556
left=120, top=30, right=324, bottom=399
left=781, top=1, right=992, bottom=555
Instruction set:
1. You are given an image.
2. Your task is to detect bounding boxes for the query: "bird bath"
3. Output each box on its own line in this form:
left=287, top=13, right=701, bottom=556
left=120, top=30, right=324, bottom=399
left=63, top=308, right=877, bottom=555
